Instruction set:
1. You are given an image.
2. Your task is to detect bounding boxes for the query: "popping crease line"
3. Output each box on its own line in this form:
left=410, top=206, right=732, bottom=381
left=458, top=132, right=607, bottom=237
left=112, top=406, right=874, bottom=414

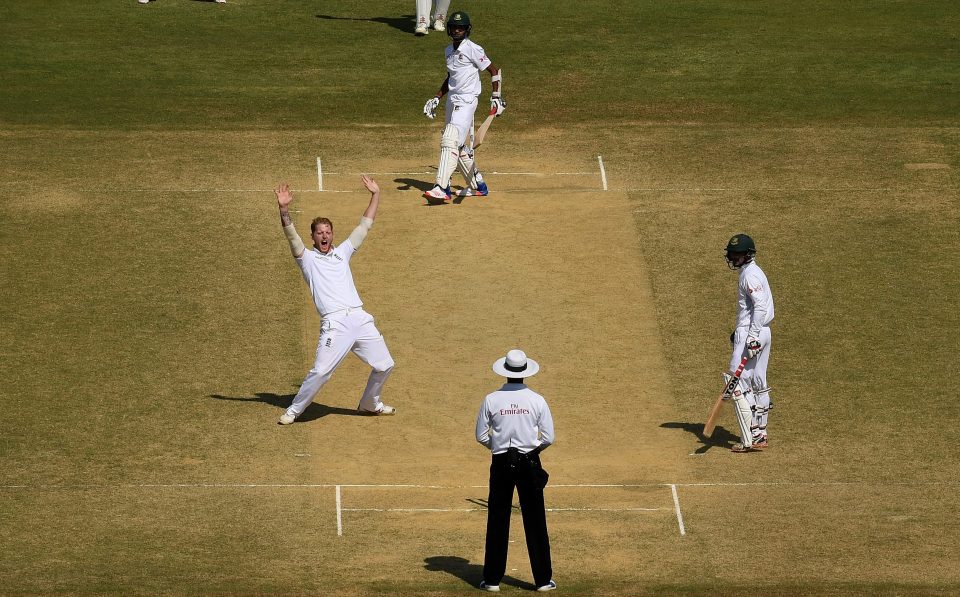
left=1, top=481, right=954, bottom=490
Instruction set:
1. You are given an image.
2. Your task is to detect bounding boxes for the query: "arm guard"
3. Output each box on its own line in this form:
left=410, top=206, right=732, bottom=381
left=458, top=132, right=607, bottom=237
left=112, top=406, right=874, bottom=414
left=347, top=216, right=374, bottom=249
left=283, top=224, right=305, bottom=258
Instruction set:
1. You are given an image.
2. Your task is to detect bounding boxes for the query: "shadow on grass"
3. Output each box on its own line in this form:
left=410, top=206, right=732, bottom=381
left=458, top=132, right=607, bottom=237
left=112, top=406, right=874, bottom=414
left=424, top=556, right=531, bottom=592
left=660, top=421, right=739, bottom=454
left=316, top=14, right=416, bottom=35
left=209, top=391, right=364, bottom=422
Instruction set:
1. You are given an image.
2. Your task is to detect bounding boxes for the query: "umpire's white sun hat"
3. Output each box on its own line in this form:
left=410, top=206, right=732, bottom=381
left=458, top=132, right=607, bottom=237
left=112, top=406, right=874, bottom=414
left=492, top=349, right=540, bottom=378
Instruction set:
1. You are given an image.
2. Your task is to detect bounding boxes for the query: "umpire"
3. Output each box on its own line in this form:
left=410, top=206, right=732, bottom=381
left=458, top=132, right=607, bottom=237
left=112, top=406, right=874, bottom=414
left=475, top=349, right=556, bottom=592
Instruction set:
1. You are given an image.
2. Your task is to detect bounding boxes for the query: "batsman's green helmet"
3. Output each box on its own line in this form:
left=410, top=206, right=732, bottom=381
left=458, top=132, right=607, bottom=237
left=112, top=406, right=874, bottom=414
left=447, top=11, right=472, bottom=32
left=726, top=233, right=756, bottom=255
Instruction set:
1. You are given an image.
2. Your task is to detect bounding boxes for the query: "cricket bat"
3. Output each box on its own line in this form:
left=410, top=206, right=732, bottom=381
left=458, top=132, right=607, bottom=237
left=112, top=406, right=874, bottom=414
left=472, top=105, right=498, bottom=149
left=703, top=356, right=749, bottom=438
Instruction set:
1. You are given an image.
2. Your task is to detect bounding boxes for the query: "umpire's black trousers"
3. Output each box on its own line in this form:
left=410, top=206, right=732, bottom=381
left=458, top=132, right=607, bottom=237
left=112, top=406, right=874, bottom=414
left=482, top=449, right=552, bottom=587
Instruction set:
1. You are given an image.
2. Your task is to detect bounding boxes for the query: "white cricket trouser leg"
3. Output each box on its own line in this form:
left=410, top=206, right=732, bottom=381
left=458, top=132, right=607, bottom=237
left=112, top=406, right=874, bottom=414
left=447, top=95, right=479, bottom=186
left=731, top=326, right=771, bottom=440
left=286, top=314, right=356, bottom=418
left=751, top=329, right=772, bottom=436
left=433, top=0, right=450, bottom=21
left=351, top=311, right=395, bottom=412
left=416, top=0, right=431, bottom=23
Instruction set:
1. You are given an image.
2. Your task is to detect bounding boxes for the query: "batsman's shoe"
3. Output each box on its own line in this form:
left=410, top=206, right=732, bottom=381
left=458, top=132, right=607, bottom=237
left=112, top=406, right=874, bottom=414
left=359, top=405, right=396, bottom=416
left=424, top=185, right=452, bottom=202
left=752, top=436, right=769, bottom=449
left=730, top=442, right=759, bottom=453
left=433, top=18, right=446, bottom=31
left=278, top=413, right=296, bottom=425
left=474, top=181, right=489, bottom=196
left=479, top=581, right=500, bottom=592
left=537, top=580, right=558, bottom=592
left=415, top=18, right=429, bottom=36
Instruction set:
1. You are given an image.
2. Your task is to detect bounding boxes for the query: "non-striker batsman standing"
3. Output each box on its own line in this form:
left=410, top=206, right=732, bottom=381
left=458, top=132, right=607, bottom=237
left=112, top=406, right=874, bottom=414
left=422, top=11, right=504, bottom=202
left=724, top=233, right=775, bottom=452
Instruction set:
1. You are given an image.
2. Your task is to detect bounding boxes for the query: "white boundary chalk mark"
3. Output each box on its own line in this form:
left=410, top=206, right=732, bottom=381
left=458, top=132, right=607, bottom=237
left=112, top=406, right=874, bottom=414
left=317, top=157, right=323, bottom=192
left=671, top=484, right=686, bottom=537
left=335, top=485, right=343, bottom=537
left=598, top=155, right=608, bottom=191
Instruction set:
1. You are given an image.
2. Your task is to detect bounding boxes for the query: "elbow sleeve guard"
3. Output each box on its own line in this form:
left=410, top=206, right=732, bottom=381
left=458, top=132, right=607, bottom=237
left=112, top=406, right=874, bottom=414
left=283, top=224, right=305, bottom=257
left=347, top=216, right=374, bottom=249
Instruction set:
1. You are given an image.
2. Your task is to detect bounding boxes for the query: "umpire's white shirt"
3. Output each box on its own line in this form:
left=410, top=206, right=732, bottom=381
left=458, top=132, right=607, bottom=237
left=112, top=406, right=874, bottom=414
left=445, top=39, right=491, bottom=99
left=735, top=261, right=774, bottom=337
left=296, top=240, right=363, bottom=317
left=476, top=384, right=555, bottom=454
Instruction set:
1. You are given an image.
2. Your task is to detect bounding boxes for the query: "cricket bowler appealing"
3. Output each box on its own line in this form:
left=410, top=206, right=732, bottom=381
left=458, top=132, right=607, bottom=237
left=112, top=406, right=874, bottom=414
left=274, top=176, right=396, bottom=425
left=422, top=11, right=504, bottom=202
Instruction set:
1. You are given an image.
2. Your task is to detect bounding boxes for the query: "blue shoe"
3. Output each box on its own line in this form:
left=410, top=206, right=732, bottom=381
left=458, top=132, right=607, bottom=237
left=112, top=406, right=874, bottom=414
left=537, top=580, right=557, bottom=592
left=474, top=181, right=489, bottom=196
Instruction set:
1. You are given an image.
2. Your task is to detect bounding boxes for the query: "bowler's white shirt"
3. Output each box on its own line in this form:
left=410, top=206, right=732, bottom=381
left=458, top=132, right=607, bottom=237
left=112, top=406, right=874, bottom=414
left=736, top=261, right=774, bottom=337
left=296, top=240, right=363, bottom=317
left=476, top=384, right=555, bottom=454
left=445, top=39, right=491, bottom=99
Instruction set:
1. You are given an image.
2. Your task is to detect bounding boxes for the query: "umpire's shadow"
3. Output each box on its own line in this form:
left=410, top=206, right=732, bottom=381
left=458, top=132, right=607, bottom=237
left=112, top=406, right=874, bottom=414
left=315, top=14, right=416, bottom=35
left=660, top=421, right=739, bottom=454
left=424, top=556, right=531, bottom=592
left=209, top=391, right=364, bottom=422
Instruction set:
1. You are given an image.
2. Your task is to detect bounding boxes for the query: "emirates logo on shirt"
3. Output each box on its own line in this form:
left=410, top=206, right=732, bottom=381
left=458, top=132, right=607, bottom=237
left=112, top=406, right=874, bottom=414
left=500, top=403, right=531, bottom=416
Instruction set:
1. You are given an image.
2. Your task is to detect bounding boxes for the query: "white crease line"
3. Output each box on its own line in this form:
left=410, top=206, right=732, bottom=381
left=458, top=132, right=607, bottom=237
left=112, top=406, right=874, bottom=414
left=340, top=507, right=661, bottom=513
left=598, top=155, right=608, bottom=191
left=671, top=484, right=686, bottom=537
left=1, top=481, right=954, bottom=490
left=317, top=157, right=323, bottom=192
left=335, top=485, right=342, bottom=537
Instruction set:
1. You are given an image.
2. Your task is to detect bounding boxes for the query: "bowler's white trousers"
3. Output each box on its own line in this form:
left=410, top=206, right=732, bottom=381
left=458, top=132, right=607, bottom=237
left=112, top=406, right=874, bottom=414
left=285, top=308, right=394, bottom=418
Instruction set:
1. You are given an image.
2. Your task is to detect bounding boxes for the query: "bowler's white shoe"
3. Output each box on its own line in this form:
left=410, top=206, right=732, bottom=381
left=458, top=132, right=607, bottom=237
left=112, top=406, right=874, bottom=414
left=278, top=413, right=295, bottom=425
left=433, top=18, right=446, bottom=32
left=138, top=0, right=150, bottom=4
left=215, top=0, right=226, bottom=3
left=479, top=581, right=500, bottom=592
left=537, top=580, right=558, bottom=592
left=359, top=405, right=396, bottom=416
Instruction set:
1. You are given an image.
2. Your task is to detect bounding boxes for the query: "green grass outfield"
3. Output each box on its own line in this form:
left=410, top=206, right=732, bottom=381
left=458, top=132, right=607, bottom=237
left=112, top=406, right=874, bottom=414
left=2, top=1, right=959, bottom=594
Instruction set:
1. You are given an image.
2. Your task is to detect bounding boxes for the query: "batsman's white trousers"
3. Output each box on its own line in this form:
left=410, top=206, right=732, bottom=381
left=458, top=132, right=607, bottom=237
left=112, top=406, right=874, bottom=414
left=729, top=326, right=772, bottom=393
left=445, top=94, right=479, bottom=147
left=286, top=308, right=394, bottom=418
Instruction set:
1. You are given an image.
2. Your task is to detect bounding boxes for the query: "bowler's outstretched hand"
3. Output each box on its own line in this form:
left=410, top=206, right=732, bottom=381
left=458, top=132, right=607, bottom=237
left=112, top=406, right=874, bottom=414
left=275, top=183, right=294, bottom=208
left=361, top=175, right=380, bottom=195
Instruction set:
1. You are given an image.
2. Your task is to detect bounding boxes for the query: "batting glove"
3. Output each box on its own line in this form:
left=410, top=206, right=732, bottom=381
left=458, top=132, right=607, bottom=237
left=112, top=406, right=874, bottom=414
left=490, top=95, right=506, bottom=117
left=746, top=337, right=762, bottom=359
left=423, top=97, right=440, bottom=120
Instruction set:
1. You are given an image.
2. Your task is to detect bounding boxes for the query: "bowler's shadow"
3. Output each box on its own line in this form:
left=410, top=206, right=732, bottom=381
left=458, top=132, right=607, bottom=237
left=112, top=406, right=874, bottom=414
left=661, top=421, right=740, bottom=454
left=316, top=14, right=417, bottom=34
left=424, top=556, right=530, bottom=591
left=209, top=391, right=363, bottom=423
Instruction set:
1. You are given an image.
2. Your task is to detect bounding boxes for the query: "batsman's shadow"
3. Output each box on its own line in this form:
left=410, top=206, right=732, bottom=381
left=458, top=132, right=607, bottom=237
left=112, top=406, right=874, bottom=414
left=209, top=391, right=364, bottom=422
left=316, top=14, right=416, bottom=34
left=660, top=421, right=739, bottom=454
left=424, top=556, right=531, bottom=591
